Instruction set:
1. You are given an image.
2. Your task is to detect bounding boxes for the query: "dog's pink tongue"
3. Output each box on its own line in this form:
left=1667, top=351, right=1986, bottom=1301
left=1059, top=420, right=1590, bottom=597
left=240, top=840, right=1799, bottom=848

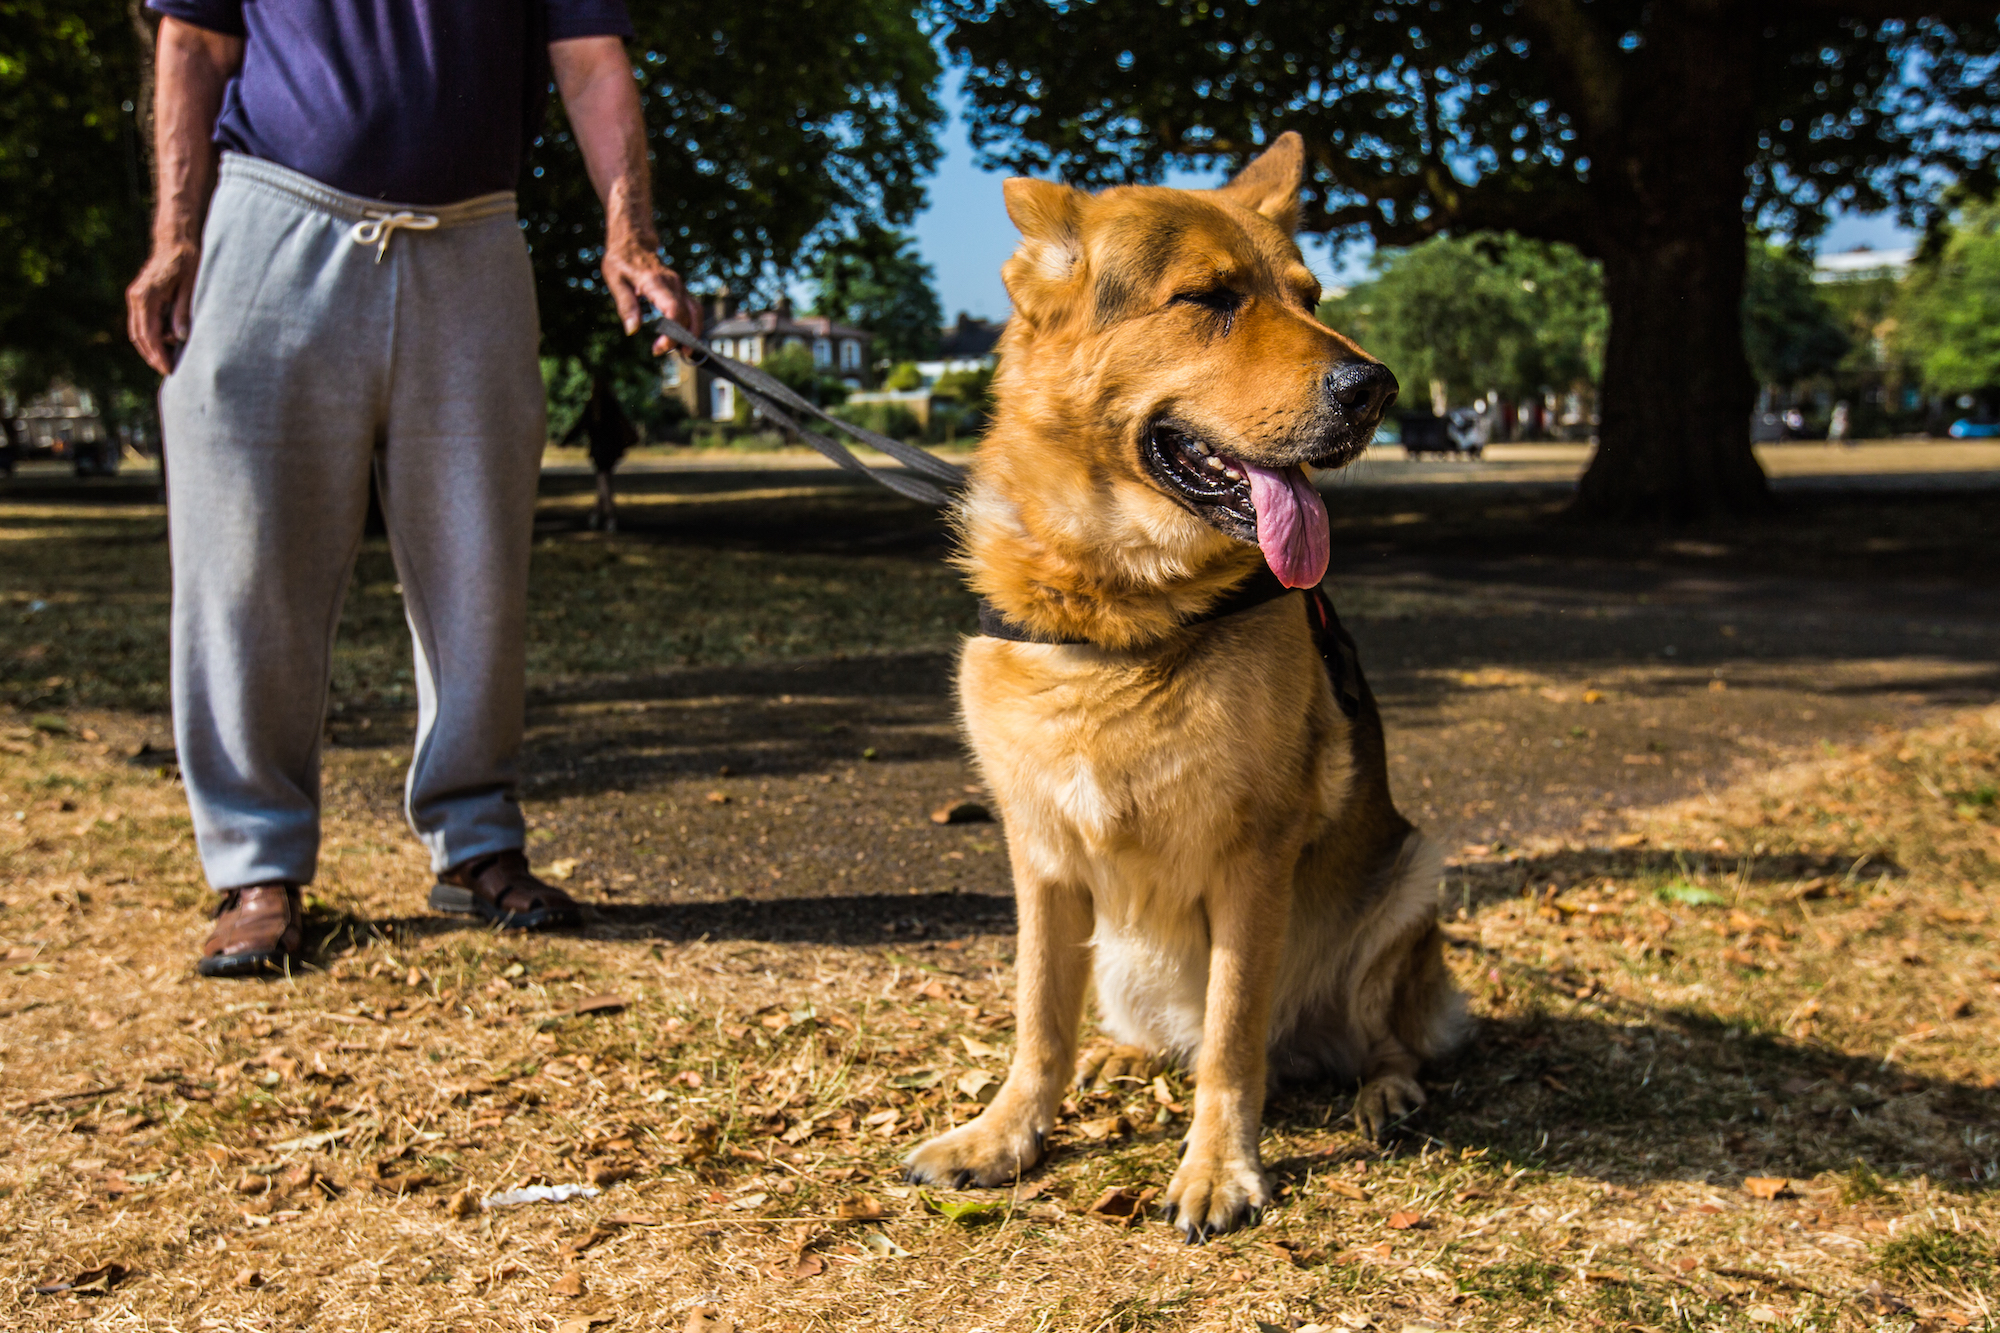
left=1236, top=460, right=1330, bottom=588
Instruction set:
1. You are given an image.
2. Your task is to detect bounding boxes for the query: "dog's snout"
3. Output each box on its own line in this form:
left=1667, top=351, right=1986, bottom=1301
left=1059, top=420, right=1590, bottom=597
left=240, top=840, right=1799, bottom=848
left=1326, top=362, right=1398, bottom=421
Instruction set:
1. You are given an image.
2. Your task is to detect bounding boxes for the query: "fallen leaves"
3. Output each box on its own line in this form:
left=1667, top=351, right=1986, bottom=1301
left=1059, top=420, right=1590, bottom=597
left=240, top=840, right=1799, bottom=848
left=550, top=1268, right=587, bottom=1297
left=920, top=1191, right=1006, bottom=1225
left=929, top=800, right=992, bottom=825
left=835, top=1193, right=887, bottom=1221
left=1083, top=1185, right=1160, bottom=1226
left=31, top=1263, right=127, bottom=1296
left=566, top=993, right=628, bottom=1017
left=1743, top=1177, right=1794, bottom=1200
left=1073, top=1114, right=1132, bottom=1142
left=1385, top=1211, right=1427, bottom=1230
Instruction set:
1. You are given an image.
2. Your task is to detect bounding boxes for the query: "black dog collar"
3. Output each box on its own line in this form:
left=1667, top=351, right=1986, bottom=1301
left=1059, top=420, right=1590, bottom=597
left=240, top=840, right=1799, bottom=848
left=975, top=568, right=1365, bottom=719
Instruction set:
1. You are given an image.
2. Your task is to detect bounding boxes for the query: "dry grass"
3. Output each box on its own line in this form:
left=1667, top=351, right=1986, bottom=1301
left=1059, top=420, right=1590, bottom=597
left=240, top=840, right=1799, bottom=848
left=2, top=482, right=1995, bottom=1330
left=1, top=701, right=1994, bottom=1332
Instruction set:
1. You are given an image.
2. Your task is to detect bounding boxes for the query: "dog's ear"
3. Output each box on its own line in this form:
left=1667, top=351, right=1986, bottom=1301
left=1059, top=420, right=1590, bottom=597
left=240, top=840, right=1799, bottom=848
left=1217, top=131, right=1305, bottom=234
left=1002, top=177, right=1085, bottom=325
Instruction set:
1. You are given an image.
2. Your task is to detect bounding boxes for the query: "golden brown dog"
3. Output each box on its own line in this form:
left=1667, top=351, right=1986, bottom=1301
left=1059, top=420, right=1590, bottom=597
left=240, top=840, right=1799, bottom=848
left=903, top=133, right=1466, bottom=1240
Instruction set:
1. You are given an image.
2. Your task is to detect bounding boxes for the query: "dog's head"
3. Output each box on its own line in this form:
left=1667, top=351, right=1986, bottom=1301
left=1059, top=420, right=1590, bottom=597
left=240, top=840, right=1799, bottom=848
left=984, top=132, right=1396, bottom=594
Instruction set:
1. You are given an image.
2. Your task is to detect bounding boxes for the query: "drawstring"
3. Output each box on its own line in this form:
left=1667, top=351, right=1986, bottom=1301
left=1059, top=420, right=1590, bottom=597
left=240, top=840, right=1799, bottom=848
left=349, top=210, right=439, bottom=263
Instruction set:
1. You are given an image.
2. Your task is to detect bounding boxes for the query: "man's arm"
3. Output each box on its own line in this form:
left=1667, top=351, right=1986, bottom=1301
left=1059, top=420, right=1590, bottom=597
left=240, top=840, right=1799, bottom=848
left=125, top=17, right=244, bottom=375
left=550, top=36, right=701, bottom=355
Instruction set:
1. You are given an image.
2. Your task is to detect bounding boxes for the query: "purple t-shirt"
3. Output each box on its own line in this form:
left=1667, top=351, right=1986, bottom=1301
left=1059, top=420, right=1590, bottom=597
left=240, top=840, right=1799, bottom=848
left=147, top=0, right=634, bottom=205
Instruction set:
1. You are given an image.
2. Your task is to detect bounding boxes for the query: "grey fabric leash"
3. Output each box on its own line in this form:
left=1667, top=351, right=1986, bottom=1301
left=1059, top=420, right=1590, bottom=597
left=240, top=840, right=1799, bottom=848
left=653, top=313, right=967, bottom=506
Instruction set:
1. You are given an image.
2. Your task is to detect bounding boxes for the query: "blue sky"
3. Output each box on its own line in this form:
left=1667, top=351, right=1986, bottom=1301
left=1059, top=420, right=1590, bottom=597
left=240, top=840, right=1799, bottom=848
left=908, top=75, right=1921, bottom=321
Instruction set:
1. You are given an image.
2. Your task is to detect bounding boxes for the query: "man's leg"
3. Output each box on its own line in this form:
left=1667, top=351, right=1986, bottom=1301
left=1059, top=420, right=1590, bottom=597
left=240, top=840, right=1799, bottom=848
left=162, top=168, right=391, bottom=971
left=378, top=210, right=575, bottom=927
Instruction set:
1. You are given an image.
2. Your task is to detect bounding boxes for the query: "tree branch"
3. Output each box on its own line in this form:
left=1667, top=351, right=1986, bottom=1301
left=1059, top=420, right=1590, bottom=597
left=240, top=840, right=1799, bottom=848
left=1515, top=0, right=1624, bottom=139
left=1766, top=0, right=2000, bottom=21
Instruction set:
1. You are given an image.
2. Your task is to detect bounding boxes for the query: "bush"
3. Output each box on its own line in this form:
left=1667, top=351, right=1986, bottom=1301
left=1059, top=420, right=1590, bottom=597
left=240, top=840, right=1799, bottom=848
left=831, top=400, right=921, bottom=442
left=884, top=361, right=924, bottom=391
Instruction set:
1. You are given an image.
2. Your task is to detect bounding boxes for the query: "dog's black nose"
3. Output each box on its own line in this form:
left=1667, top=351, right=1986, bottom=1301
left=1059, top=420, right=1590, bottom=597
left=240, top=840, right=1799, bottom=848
left=1326, top=362, right=1398, bottom=421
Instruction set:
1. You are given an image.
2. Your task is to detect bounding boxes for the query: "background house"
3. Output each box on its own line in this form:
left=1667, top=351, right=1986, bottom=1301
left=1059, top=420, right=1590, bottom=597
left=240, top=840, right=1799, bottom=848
left=664, top=291, right=874, bottom=422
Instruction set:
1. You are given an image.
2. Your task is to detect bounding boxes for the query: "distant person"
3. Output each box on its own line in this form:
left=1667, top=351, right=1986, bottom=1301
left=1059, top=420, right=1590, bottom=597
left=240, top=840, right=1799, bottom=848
left=1783, top=408, right=1806, bottom=439
left=125, top=1, right=701, bottom=977
left=562, top=373, right=639, bottom=531
left=1828, top=401, right=1851, bottom=447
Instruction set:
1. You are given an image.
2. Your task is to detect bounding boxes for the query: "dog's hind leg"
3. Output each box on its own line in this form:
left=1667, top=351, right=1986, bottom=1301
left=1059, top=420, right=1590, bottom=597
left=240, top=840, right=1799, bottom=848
left=1350, top=914, right=1465, bottom=1141
left=1163, top=858, right=1290, bottom=1242
left=904, top=870, right=1093, bottom=1188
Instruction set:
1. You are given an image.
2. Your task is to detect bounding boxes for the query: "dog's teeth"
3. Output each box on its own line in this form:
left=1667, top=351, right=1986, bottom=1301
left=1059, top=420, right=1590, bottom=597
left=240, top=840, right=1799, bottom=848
left=1222, top=466, right=1243, bottom=481
left=1203, top=456, right=1227, bottom=474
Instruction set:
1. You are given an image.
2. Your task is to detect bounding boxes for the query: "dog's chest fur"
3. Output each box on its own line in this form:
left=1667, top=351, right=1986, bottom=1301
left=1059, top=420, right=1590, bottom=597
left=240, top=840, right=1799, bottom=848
left=958, top=599, right=1356, bottom=1057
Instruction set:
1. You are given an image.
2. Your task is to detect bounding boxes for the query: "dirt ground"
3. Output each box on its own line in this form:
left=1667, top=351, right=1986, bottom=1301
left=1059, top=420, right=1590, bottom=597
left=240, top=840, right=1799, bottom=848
left=1, top=454, right=1996, bottom=1331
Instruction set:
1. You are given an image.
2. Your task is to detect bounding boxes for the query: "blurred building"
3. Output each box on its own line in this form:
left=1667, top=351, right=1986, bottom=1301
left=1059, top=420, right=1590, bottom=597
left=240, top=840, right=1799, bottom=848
left=664, top=290, right=874, bottom=422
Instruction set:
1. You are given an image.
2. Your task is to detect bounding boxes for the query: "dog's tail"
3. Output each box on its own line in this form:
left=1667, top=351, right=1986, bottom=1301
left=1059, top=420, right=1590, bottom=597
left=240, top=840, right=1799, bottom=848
left=1383, top=831, right=1471, bottom=1064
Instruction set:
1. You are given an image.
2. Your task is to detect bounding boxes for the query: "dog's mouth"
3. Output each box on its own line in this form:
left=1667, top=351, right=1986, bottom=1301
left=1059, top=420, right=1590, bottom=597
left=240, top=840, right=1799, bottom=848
left=1143, top=421, right=1360, bottom=588
left=1144, top=421, right=1259, bottom=542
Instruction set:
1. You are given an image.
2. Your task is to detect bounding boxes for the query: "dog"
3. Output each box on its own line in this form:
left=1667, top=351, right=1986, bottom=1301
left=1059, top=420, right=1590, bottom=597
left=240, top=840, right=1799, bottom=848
left=903, top=133, right=1466, bottom=1240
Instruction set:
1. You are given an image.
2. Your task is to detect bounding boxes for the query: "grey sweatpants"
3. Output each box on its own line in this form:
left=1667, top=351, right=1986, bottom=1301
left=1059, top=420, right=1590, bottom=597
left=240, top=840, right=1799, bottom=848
left=162, top=153, right=547, bottom=892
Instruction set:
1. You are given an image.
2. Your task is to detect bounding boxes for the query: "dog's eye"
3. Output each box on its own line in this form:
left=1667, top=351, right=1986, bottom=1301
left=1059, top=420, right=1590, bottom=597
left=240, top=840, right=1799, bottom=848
left=1172, top=288, right=1244, bottom=319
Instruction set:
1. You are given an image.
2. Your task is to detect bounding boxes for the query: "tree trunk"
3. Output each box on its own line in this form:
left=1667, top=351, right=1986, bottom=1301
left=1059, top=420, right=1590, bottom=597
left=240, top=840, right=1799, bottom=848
left=1573, top=6, right=1769, bottom=523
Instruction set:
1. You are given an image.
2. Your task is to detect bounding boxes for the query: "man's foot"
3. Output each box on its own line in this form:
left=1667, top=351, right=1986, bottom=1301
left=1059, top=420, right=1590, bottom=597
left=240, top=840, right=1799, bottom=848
left=429, top=849, right=580, bottom=930
left=198, top=884, right=304, bottom=977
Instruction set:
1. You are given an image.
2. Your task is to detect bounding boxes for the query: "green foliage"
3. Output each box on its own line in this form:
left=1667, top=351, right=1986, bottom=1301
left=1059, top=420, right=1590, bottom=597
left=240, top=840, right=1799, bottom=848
left=1875, top=1226, right=1996, bottom=1289
left=883, top=362, right=924, bottom=392
left=831, top=400, right=921, bottom=443
left=760, top=342, right=850, bottom=410
left=1462, top=1259, right=1566, bottom=1304
left=941, top=4, right=1997, bottom=253
left=0, top=1, right=150, bottom=408
left=1839, top=1158, right=1891, bottom=1204
left=811, top=225, right=943, bottom=364
left=1657, top=880, right=1726, bottom=907
left=1318, top=235, right=1606, bottom=405
left=1895, top=198, right=2000, bottom=397
left=1742, top=244, right=1851, bottom=388
left=542, top=357, right=688, bottom=447
left=930, top=365, right=994, bottom=417
left=522, top=2, right=943, bottom=369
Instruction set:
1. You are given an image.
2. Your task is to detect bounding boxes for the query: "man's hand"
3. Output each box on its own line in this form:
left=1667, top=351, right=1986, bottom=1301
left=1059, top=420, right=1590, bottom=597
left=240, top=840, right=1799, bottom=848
left=127, top=240, right=202, bottom=376
left=126, top=18, right=242, bottom=375
left=551, top=36, right=702, bottom=355
left=600, top=225, right=700, bottom=357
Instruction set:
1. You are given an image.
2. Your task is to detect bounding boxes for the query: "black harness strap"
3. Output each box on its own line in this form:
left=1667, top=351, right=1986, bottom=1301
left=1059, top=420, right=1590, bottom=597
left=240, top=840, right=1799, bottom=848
left=976, top=570, right=1365, bottom=721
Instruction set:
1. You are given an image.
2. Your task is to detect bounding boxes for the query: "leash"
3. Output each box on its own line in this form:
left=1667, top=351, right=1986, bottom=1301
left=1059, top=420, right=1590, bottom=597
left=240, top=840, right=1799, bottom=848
left=652, top=313, right=966, bottom=507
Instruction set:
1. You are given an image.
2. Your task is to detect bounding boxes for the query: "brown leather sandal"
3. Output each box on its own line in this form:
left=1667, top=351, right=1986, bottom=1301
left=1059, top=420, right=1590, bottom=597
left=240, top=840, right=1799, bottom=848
left=428, top=849, right=580, bottom=930
left=198, top=883, right=304, bottom=977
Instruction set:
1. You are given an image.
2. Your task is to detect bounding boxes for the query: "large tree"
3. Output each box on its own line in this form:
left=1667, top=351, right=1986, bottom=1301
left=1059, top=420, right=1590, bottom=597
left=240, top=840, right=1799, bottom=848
left=525, top=1, right=943, bottom=376
left=0, top=1, right=153, bottom=439
left=1320, top=234, right=1606, bottom=411
left=940, top=1, right=2000, bottom=521
left=1895, top=195, right=2000, bottom=400
left=812, top=224, right=945, bottom=364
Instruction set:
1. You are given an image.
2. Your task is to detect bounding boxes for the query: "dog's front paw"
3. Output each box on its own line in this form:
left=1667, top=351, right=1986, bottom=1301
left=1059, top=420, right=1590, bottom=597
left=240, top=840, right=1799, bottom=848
left=1161, top=1145, right=1270, bottom=1242
left=904, top=1109, right=1048, bottom=1189
left=1353, top=1072, right=1426, bottom=1141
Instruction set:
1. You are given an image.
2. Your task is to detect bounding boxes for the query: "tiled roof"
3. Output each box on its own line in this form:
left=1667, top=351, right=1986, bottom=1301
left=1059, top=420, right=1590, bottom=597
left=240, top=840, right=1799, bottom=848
left=707, top=310, right=872, bottom=342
